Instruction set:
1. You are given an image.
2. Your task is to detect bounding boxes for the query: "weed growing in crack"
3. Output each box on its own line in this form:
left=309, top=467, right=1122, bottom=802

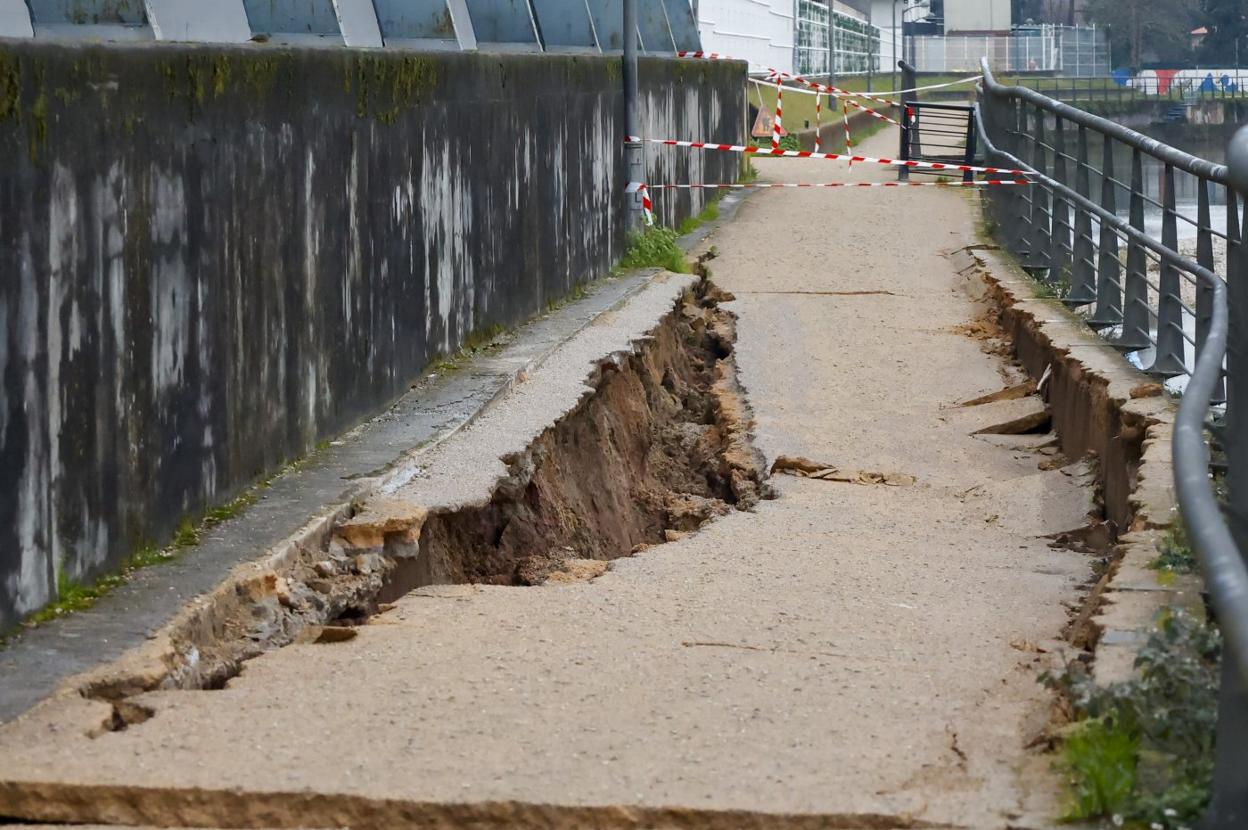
left=425, top=323, right=509, bottom=376
left=1029, top=267, right=1071, bottom=300
left=677, top=197, right=722, bottom=236
left=617, top=226, right=690, bottom=274
left=1150, top=520, right=1197, bottom=577
left=1042, top=608, right=1219, bottom=828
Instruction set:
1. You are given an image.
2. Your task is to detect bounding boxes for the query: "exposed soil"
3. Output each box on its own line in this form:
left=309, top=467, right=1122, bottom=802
left=378, top=281, right=767, bottom=594
left=79, top=279, right=770, bottom=703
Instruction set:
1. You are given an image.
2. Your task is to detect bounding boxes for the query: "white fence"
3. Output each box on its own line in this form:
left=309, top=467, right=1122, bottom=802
left=908, top=25, right=1110, bottom=76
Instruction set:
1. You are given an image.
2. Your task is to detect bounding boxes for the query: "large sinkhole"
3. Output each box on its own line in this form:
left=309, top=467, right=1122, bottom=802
left=82, top=278, right=770, bottom=700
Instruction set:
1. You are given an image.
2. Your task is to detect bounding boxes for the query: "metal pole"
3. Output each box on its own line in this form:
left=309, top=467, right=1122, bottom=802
left=624, top=0, right=644, bottom=230
left=892, top=0, right=897, bottom=93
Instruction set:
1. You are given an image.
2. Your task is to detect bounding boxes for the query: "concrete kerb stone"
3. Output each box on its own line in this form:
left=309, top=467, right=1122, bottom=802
left=954, top=245, right=1204, bottom=686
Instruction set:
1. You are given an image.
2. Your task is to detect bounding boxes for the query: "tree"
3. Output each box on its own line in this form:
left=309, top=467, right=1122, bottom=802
left=1197, top=0, right=1248, bottom=65
left=1085, top=0, right=1200, bottom=68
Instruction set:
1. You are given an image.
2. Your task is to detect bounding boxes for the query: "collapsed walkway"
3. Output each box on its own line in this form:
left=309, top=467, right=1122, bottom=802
left=0, top=130, right=1097, bottom=829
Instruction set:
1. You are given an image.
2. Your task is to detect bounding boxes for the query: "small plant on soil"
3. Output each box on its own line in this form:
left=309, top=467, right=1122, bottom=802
left=677, top=197, right=722, bottom=236
left=1150, top=520, right=1198, bottom=576
left=1042, top=608, right=1220, bottom=829
left=751, top=134, right=801, bottom=152
left=618, top=226, right=690, bottom=274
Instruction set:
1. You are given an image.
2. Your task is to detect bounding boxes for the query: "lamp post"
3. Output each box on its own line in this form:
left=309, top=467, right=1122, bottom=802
left=892, top=0, right=898, bottom=92
left=624, top=0, right=643, bottom=230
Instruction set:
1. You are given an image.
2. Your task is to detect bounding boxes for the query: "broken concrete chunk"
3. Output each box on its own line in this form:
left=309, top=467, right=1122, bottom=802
left=970, top=397, right=1052, bottom=436
left=1129, top=382, right=1164, bottom=399
left=353, top=553, right=386, bottom=576
left=771, top=456, right=917, bottom=487
left=958, top=381, right=1037, bottom=407
left=543, top=559, right=610, bottom=584
left=336, top=499, right=429, bottom=550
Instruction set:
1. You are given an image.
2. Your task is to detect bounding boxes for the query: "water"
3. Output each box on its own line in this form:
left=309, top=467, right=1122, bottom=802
left=1070, top=122, right=1240, bottom=394
left=1103, top=122, right=1237, bottom=242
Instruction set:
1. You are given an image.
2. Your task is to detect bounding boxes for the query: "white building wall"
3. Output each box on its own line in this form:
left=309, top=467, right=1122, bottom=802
left=944, top=0, right=1011, bottom=33
left=697, top=0, right=796, bottom=75
left=869, top=0, right=901, bottom=72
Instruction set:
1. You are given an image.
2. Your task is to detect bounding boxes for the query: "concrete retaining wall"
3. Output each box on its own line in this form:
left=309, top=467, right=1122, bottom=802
left=0, top=41, right=745, bottom=628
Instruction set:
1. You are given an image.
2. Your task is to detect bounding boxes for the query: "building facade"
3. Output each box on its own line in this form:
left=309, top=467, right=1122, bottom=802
left=697, top=0, right=879, bottom=77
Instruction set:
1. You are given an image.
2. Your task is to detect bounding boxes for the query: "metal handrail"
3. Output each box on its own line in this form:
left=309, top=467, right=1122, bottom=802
left=978, top=56, right=1248, bottom=826
left=970, top=104, right=1224, bottom=288
left=982, top=62, right=1230, bottom=184
left=977, top=59, right=1248, bottom=682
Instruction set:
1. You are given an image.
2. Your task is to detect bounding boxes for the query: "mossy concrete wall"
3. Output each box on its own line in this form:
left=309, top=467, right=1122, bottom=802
left=0, top=41, right=745, bottom=629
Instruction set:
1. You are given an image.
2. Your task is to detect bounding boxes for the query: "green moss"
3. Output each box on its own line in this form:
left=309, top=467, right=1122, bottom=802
left=172, top=518, right=201, bottom=548
left=425, top=322, right=508, bottom=376
left=676, top=196, right=722, bottom=236
left=352, top=55, right=438, bottom=124
left=0, top=53, right=21, bottom=123
left=243, top=56, right=281, bottom=99
left=1150, top=520, right=1197, bottom=575
left=157, top=53, right=279, bottom=117
left=4, top=431, right=349, bottom=640
left=27, top=69, right=47, bottom=165
left=24, top=568, right=128, bottom=626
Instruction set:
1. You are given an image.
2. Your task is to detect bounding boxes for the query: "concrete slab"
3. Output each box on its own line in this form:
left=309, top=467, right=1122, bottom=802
left=0, top=130, right=1091, bottom=829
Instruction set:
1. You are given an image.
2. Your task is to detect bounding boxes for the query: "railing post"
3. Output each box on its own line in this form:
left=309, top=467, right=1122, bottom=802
left=1012, top=100, right=1035, bottom=260
left=1148, top=163, right=1188, bottom=377
left=962, top=101, right=978, bottom=185
left=1204, top=126, right=1248, bottom=830
left=1115, top=148, right=1153, bottom=351
left=1066, top=124, right=1097, bottom=306
left=1029, top=109, right=1053, bottom=275
left=899, top=60, right=918, bottom=182
left=1088, top=132, right=1122, bottom=328
left=1050, top=117, right=1074, bottom=288
left=1196, top=179, right=1224, bottom=403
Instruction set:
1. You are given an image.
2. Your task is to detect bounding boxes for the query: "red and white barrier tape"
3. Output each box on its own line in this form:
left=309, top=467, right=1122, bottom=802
left=842, top=101, right=853, bottom=168
left=748, top=78, right=900, bottom=126
left=625, top=136, right=1033, bottom=177
left=679, top=51, right=979, bottom=104
left=843, top=97, right=900, bottom=126
left=644, top=181, right=1031, bottom=189
left=627, top=182, right=654, bottom=226
left=773, top=78, right=784, bottom=151
left=814, top=91, right=822, bottom=153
